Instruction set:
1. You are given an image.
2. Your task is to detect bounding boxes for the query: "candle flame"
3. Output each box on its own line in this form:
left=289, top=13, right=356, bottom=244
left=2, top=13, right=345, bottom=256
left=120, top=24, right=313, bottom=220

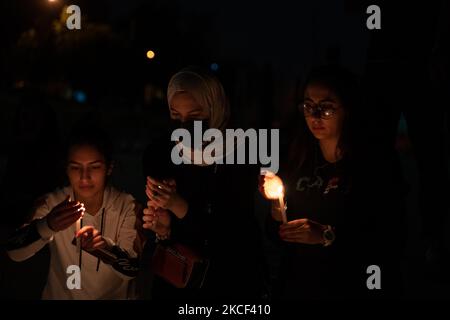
left=263, top=174, right=284, bottom=199
left=277, top=185, right=283, bottom=196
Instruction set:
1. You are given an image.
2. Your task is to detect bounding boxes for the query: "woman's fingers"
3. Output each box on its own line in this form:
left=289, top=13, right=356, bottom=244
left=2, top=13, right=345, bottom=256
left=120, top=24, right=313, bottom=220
left=143, top=209, right=158, bottom=229
left=143, top=207, right=154, bottom=216
left=57, top=204, right=84, bottom=217
left=49, top=204, right=84, bottom=231
left=56, top=207, right=83, bottom=222
left=91, top=229, right=100, bottom=238
left=80, top=232, right=89, bottom=248
left=57, top=212, right=83, bottom=229
left=82, top=235, right=92, bottom=248
left=145, top=188, right=154, bottom=200
left=52, top=203, right=83, bottom=219
left=147, top=177, right=174, bottom=192
left=53, top=195, right=73, bottom=210
left=146, top=183, right=171, bottom=197
left=164, top=179, right=176, bottom=188
left=280, top=219, right=308, bottom=230
left=280, top=226, right=310, bottom=240
left=148, top=193, right=169, bottom=208
left=147, top=176, right=165, bottom=188
left=142, top=215, right=156, bottom=223
left=147, top=198, right=162, bottom=208
left=279, top=220, right=310, bottom=238
left=143, top=223, right=155, bottom=230
left=77, top=225, right=94, bottom=234
left=146, top=186, right=171, bottom=206
left=146, top=181, right=159, bottom=192
left=79, top=228, right=103, bottom=250
left=147, top=176, right=173, bottom=191
left=86, top=234, right=103, bottom=249
left=279, top=226, right=309, bottom=238
left=76, top=225, right=95, bottom=238
left=51, top=208, right=83, bottom=231
left=92, top=240, right=107, bottom=250
left=162, top=180, right=176, bottom=193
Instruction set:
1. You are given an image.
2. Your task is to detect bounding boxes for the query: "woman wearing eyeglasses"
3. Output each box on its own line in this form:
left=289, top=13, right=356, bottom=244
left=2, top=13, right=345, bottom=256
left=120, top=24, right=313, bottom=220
left=260, top=65, right=404, bottom=299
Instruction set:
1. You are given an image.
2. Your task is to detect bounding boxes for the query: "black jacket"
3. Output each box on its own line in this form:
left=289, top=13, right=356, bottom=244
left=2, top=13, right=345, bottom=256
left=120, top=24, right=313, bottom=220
left=143, top=139, right=266, bottom=300
left=267, top=145, right=405, bottom=299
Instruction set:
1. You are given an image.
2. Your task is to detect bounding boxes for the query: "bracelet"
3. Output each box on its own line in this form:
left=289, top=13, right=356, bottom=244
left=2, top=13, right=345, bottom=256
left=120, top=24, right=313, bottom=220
left=155, top=230, right=171, bottom=242
left=322, top=225, right=336, bottom=247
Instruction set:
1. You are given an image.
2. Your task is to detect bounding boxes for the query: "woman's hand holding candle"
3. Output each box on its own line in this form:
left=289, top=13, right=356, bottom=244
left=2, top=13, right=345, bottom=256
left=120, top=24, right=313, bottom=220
left=279, top=218, right=328, bottom=245
left=46, top=195, right=85, bottom=232
left=146, top=176, right=188, bottom=219
left=76, top=226, right=107, bottom=251
left=142, top=205, right=171, bottom=239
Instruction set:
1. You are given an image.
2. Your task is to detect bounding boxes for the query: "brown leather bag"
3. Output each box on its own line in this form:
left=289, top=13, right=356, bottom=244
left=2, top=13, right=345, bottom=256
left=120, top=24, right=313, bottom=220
left=151, top=242, right=210, bottom=288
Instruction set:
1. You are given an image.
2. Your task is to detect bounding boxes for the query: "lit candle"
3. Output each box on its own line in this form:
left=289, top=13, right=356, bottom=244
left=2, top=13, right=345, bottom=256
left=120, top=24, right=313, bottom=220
left=76, top=217, right=81, bottom=254
left=262, top=171, right=288, bottom=223
left=76, top=218, right=81, bottom=233
left=278, top=186, right=288, bottom=224
left=75, top=202, right=84, bottom=254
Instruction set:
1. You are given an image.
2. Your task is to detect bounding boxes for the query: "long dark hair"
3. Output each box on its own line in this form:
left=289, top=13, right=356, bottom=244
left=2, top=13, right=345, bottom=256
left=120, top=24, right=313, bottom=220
left=286, top=65, right=361, bottom=178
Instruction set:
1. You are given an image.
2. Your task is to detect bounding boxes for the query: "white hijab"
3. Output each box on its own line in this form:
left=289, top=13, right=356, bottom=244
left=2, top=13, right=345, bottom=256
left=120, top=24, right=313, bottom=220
left=167, top=67, right=230, bottom=132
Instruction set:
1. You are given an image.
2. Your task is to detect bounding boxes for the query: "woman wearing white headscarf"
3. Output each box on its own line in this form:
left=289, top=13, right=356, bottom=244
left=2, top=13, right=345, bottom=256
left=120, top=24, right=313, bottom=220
left=141, top=66, right=266, bottom=300
left=167, top=66, right=230, bottom=132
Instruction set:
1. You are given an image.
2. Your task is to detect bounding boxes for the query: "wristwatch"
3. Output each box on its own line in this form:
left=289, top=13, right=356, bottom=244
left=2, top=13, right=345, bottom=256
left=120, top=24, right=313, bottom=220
left=322, top=225, right=335, bottom=247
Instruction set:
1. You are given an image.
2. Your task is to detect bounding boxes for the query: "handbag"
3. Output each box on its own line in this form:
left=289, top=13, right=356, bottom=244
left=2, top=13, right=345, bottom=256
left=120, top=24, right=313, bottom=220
left=151, top=241, right=210, bottom=288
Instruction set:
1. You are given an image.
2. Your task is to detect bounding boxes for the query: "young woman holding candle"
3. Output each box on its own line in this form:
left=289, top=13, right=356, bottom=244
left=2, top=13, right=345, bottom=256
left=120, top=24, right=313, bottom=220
left=141, top=66, right=266, bottom=299
left=6, top=125, right=143, bottom=299
left=260, top=65, right=405, bottom=299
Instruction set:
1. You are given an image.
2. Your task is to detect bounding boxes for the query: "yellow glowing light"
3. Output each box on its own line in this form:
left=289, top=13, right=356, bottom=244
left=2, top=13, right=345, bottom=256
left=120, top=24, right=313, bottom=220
left=263, top=172, right=288, bottom=223
left=146, top=50, right=156, bottom=59
left=263, top=174, right=284, bottom=199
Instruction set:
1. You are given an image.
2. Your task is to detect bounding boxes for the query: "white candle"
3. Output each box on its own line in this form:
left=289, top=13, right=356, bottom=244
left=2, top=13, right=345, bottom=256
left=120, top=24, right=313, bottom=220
left=278, top=190, right=287, bottom=224
left=75, top=202, right=84, bottom=254
left=76, top=217, right=81, bottom=232
left=262, top=171, right=288, bottom=223
left=76, top=217, right=81, bottom=254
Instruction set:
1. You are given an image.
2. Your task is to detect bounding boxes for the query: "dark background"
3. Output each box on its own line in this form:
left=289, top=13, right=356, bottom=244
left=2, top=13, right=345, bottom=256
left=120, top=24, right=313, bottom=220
left=0, top=0, right=449, bottom=299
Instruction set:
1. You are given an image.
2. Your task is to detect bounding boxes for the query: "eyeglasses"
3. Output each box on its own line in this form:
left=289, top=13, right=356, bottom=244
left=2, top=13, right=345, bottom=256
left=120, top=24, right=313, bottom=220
left=301, top=101, right=339, bottom=120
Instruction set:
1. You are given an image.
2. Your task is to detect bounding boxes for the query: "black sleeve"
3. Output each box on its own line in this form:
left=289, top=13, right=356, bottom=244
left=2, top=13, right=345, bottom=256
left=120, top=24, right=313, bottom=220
left=5, top=220, right=42, bottom=251
left=170, top=200, right=208, bottom=244
left=109, top=246, right=140, bottom=278
left=74, top=242, right=140, bottom=278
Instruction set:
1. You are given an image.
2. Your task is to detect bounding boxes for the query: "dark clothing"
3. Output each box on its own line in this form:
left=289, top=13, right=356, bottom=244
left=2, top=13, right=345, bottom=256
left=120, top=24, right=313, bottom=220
left=268, top=144, right=405, bottom=299
left=143, top=139, right=266, bottom=300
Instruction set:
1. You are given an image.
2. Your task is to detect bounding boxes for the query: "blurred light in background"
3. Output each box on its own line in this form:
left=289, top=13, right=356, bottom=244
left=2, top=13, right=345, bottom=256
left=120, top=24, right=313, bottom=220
left=63, top=87, right=73, bottom=100
left=210, top=63, right=219, bottom=72
left=146, top=50, right=156, bottom=60
left=73, top=90, right=87, bottom=103
left=15, top=80, right=26, bottom=89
